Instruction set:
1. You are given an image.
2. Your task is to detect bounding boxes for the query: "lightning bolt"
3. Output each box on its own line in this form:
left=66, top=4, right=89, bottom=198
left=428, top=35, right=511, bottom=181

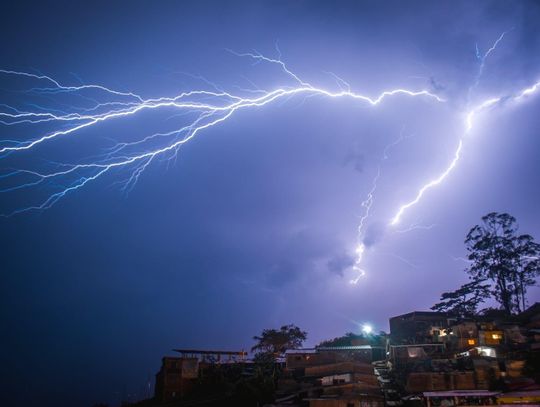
left=394, top=222, right=437, bottom=234
left=357, top=167, right=381, bottom=237
left=0, top=53, right=444, bottom=218
left=354, top=31, right=538, bottom=281
left=389, top=31, right=538, bottom=226
left=389, top=86, right=539, bottom=226
left=1, top=45, right=539, bottom=286
left=350, top=127, right=412, bottom=284
left=350, top=169, right=379, bottom=285
left=470, top=29, right=513, bottom=95
left=379, top=252, right=419, bottom=269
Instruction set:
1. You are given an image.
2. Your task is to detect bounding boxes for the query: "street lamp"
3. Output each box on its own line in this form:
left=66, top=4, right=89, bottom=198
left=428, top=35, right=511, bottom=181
left=362, top=324, right=373, bottom=335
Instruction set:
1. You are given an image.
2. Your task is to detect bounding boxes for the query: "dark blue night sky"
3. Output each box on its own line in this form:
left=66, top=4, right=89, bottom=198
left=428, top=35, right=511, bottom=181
left=1, top=1, right=540, bottom=406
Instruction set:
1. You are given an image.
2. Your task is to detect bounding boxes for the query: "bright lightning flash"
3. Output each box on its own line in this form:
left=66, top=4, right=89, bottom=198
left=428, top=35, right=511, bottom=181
left=389, top=31, right=538, bottom=226
left=0, top=46, right=539, bottom=287
left=0, top=55, right=444, bottom=218
left=349, top=127, right=411, bottom=284
left=0, top=55, right=443, bottom=289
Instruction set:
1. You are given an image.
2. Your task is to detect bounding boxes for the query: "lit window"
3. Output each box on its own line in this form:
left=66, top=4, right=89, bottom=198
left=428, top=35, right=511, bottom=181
left=467, top=339, right=476, bottom=345
left=476, top=347, right=496, bottom=358
left=492, top=334, right=502, bottom=340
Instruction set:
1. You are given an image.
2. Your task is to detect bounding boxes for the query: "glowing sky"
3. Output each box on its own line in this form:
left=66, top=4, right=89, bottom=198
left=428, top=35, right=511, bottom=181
left=1, top=1, right=540, bottom=406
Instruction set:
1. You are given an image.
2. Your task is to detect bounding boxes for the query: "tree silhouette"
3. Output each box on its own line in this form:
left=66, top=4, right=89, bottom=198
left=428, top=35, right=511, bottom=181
left=465, top=212, right=540, bottom=314
left=432, top=213, right=540, bottom=315
left=431, top=279, right=490, bottom=317
left=251, top=324, right=307, bottom=357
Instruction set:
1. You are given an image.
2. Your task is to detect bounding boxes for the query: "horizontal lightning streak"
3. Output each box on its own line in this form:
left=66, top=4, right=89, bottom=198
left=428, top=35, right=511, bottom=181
left=0, top=86, right=443, bottom=154
left=394, top=223, right=436, bottom=234
left=0, top=57, right=446, bottom=217
left=0, top=51, right=539, bottom=287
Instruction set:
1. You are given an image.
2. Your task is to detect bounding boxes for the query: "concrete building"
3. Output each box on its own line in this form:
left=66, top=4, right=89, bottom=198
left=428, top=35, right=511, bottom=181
left=390, top=311, right=453, bottom=345
left=154, top=348, right=247, bottom=402
left=154, top=357, right=198, bottom=403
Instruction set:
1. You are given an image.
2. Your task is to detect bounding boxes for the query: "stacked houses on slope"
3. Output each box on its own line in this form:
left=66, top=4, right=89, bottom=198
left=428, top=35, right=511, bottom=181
left=385, top=303, right=540, bottom=406
left=141, top=303, right=540, bottom=406
left=281, top=345, right=386, bottom=407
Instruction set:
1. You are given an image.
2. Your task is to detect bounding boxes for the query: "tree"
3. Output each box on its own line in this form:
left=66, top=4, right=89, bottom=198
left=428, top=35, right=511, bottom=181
left=251, top=324, right=307, bottom=358
left=513, top=234, right=540, bottom=312
left=318, top=331, right=387, bottom=348
left=431, top=279, right=490, bottom=317
left=465, top=212, right=540, bottom=314
left=247, top=324, right=307, bottom=403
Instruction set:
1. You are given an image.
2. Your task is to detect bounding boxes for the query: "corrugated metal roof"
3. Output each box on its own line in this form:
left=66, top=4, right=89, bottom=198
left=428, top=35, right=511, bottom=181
left=499, top=390, right=540, bottom=398
left=317, top=345, right=383, bottom=350
left=424, top=390, right=500, bottom=397
left=284, top=348, right=317, bottom=354
left=285, top=345, right=384, bottom=354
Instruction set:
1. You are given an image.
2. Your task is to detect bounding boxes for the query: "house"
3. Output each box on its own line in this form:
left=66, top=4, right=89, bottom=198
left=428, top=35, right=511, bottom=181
left=154, top=357, right=198, bottom=402
left=154, top=348, right=248, bottom=402
left=285, top=346, right=385, bottom=371
left=390, top=311, right=453, bottom=344
left=307, top=395, right=385, bottom=407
